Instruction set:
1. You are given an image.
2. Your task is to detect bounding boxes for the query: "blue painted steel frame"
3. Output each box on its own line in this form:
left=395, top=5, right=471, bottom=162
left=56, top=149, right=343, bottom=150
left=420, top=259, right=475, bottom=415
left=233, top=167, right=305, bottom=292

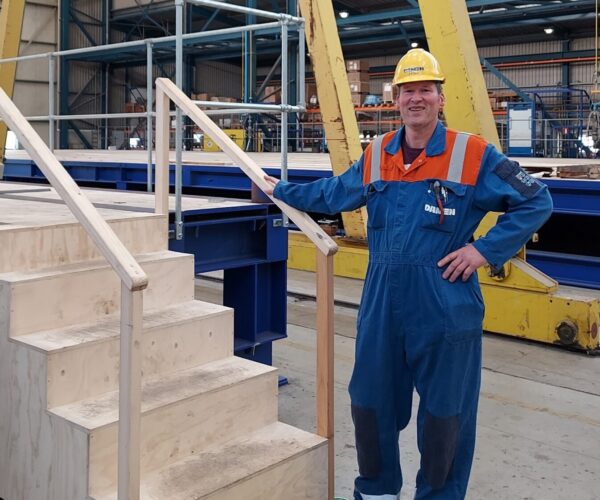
left=540, top=178, right=600, bottom=217
left=4, top=157, right=600, bottom=291
left=527, top=250, right=600, bottom=290
left=169, top=202, right=289, bottom=366
left=2, top=158, right=326, bottom=193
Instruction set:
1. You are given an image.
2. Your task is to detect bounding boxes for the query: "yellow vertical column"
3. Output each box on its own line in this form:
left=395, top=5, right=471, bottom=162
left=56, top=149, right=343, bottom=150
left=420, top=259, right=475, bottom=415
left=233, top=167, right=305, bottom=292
left=298, top=0, right=367, bottom=240
left=418, top=0, right=501, bottom=236
left=0, top=0, right=26, bottom=169
left=418, top=0, right=500, bottom=149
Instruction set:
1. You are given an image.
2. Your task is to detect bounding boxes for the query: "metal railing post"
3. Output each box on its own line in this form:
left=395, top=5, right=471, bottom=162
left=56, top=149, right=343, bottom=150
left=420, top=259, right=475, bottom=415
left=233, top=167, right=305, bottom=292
left=48, top=55, right=56, bottom=151
left=175, top=0, right=184, bottom=239
left=298, top=22, right=306, bottom=109
left=146, top=41, right=154, bottom=192
left=281, top=18, right=289, bottom=227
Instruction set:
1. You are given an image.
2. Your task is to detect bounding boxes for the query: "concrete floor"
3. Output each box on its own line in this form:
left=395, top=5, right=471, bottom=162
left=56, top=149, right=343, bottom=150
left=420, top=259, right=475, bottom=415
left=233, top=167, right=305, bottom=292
left=196, top=270, right=600, bottom=500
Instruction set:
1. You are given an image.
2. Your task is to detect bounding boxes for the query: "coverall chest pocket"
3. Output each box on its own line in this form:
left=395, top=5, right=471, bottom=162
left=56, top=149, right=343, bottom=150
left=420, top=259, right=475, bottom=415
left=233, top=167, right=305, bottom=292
left=420, top=179, right=467, bottom=234
left=366, top=181, right=390, bottom=230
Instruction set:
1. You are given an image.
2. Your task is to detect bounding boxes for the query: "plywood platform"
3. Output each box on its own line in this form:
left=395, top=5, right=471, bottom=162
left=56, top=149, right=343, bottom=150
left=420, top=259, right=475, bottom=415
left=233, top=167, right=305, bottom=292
left=6, top=148, right=600, bottom=172
left=0, top=181, right=261, bottom=228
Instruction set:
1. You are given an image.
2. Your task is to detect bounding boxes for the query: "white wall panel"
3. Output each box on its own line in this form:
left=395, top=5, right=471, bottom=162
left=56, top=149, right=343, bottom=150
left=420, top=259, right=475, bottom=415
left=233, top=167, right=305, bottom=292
left=112, top=0, right=171, bottom=11
left=12, top=1, right=58, bottom=147
left=571, top=37, right=595, bottom=51
left=571, top=62, right=597, bottom=87
left=21, top=3, right=57, bottom=45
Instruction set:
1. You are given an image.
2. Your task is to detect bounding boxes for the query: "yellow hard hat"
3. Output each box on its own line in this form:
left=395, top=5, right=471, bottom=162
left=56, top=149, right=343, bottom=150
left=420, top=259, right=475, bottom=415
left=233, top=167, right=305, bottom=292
left=392, top=48, right=445, bottom=86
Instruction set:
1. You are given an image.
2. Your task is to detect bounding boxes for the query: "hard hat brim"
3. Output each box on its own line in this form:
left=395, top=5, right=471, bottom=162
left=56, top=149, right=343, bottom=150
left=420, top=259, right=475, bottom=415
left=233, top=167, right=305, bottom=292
left=394, top=75, right=445, bottom=86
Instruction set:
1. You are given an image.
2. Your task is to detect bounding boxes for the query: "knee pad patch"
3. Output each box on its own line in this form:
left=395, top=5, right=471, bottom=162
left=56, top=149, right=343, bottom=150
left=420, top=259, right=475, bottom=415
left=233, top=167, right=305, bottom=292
left=422, top=411, right=459, bottom=489
left=351, top=405, right=382, bottom=478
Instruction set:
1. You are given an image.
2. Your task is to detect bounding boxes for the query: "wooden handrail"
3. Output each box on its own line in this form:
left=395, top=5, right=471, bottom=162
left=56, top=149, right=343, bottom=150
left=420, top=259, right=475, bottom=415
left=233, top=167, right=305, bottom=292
left=0, top=88, right=148, bottom=291
left=155, top=77, right=338, bottom=497
left=0, top=87, right=146, bottom=500
left=155, top=77, right=338, bottom=257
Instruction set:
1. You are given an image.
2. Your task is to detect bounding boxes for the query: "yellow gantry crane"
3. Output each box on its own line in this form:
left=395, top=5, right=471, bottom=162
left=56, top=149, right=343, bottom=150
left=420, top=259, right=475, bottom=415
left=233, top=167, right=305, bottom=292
left=0, top=0, right=26, bottom=172
left=291, top=0, right=600, bottom=352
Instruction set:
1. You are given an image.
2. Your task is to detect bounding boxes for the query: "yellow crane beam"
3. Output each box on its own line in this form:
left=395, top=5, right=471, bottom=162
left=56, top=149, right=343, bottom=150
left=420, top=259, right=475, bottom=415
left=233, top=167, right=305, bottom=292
left=298, top=0, right=367, bottom=240
left=418, top=0, right=599, bottom=352
left=0, top=0, right=26, bottom=169
left=289, top=0, right=600, bottom=352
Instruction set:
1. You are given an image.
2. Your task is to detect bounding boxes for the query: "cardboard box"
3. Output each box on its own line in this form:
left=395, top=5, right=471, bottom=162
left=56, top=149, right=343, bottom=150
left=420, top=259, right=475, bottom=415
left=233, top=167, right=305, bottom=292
left=382, top=82, right=394, bottom=103
left=263, top=85, right=280, bottom=103
left=305, top=83, right=317, bottom=97
left=351, top=92, right=368, bottom=107
left=346, top=59, right=370, bottom=72
left=347, top=71, right=370, bottom=83
left=349, top=81, right=370, bottom=94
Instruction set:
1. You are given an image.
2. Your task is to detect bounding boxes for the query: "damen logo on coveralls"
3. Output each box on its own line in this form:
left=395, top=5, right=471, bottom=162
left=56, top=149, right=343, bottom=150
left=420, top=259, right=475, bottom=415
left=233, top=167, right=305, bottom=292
left=424, top=204, right=456, bottom=216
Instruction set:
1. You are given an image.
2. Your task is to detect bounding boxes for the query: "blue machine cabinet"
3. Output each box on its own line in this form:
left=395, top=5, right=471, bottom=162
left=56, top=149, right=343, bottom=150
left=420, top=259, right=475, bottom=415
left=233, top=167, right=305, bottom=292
left=507, top=101, right=535, bottom=157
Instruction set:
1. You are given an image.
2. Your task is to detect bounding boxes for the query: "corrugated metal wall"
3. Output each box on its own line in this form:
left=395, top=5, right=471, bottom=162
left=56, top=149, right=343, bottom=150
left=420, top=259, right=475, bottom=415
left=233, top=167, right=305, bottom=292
left=195, top=61, right=243, bottom=98
left=11, top=0, right=58, bottom=145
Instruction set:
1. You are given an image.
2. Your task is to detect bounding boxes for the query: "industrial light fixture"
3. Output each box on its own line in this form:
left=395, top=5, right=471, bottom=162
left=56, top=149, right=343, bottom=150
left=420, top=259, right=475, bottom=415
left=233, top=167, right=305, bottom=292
left=339, top=10, right=349, bottom=18
left=411, top=41, right=419, bottom=48
left=544, top=27, right=554, bottom=34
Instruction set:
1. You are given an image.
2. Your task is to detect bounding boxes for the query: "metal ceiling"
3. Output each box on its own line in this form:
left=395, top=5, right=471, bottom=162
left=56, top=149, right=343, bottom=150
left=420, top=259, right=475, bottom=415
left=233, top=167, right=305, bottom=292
left=81, top=0, right=598, bottom=65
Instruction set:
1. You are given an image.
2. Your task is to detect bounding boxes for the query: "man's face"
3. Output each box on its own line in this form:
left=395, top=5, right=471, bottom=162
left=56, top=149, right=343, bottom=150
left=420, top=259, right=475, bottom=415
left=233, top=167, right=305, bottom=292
left=396, top=81, right=445, bottom=130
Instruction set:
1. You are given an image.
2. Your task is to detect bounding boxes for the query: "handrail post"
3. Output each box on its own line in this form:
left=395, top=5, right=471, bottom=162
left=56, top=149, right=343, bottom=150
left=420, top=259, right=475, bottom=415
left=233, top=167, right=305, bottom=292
left=316, top=251, right=335, bottom=499
left=155, top=77, right=338, bottom=497
left=118, top=285, right=144, bottom=500
left=155, top=86, right=170, bottom=215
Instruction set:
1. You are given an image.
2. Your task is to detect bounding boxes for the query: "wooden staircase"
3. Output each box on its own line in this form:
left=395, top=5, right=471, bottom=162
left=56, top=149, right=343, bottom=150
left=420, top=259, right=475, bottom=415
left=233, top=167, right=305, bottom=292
left=0, top=202, right=328, bottom=499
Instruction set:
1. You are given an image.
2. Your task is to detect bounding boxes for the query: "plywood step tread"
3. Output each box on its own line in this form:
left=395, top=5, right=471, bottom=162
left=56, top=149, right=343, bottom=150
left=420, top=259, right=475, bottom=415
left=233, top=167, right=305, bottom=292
left=15, top=300, right=231, bottom=353
left=0, top=250, right=181, bottom=282
left=93, top=422, right=327, bottom=500
left=50, top=357, right=276, bottom=431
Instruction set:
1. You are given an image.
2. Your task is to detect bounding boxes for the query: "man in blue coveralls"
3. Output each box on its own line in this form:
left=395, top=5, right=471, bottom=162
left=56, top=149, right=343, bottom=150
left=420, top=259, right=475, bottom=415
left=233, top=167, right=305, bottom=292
left=264, top=48, right=553, bottom=499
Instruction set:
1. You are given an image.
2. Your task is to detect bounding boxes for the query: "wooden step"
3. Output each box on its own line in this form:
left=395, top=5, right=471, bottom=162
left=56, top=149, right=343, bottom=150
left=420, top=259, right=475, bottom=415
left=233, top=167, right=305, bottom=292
left=0, top=251, right=194, bottom=338
left=0, top=214, right=167, bottom=273
left=50, top=357, right=279, bottom=498
left=14, top=300, right=233, bottom=408
left=93, top=422, right=328, bottom=500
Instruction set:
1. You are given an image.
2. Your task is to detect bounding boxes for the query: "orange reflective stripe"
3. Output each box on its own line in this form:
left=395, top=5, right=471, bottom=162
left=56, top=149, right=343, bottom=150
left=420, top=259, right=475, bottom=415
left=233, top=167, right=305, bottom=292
left=363, top=128, right=486, bottom=185
left=363, top=131, right=397, bottom=184
left=460, top=134, right=487, bottom=185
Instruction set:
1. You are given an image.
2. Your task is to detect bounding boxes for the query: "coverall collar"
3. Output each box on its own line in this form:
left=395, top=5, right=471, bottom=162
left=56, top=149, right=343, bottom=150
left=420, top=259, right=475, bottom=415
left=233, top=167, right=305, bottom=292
left=384, top=121, right=447, bottom=157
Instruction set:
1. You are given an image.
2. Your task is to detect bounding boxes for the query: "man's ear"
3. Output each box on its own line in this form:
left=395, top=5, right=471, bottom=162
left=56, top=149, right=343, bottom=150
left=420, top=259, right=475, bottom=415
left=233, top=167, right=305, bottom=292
left=439, top=92, right=446, bottom=108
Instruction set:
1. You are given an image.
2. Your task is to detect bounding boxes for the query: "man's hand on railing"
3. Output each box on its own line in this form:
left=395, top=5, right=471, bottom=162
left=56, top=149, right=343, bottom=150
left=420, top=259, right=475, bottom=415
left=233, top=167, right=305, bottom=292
left=263, top=175, right=280, bottom=196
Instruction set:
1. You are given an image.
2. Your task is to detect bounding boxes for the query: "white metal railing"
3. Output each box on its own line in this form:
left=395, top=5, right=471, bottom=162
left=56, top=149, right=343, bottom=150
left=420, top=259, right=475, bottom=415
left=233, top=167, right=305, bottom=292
left=0, top=87, right=147, bottom=500
left=155, top=76, right=339, bottom=498
left=0, top=0, right=307, bottom=241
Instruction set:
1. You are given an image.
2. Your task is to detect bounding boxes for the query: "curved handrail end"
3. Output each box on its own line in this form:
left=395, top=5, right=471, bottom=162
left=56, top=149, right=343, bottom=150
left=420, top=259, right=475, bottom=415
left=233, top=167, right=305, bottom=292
left=129, top=274, right=149, bottom=292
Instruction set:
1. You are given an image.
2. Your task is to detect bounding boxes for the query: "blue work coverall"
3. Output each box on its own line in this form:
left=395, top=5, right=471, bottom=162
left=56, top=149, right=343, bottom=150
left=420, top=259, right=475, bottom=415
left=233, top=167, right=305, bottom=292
left=273, top=122, right=553, bottom=499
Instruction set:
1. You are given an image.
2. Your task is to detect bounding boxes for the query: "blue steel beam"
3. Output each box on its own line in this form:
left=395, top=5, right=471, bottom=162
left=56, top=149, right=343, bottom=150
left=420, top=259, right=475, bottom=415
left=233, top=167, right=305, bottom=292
left=480, top=58, right=531, bottom=102
left=335, top=1, right=595, bottom=27
left=70, top=9, right=99, bottom=47
left=527, top=251, right=600, bottom=290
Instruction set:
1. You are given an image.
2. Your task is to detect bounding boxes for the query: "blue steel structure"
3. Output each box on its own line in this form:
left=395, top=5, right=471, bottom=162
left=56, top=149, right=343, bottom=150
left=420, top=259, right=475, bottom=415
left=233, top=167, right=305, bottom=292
left=4, top=156, right=600, bottom=290
left=169, top=201, right=289, bottom=367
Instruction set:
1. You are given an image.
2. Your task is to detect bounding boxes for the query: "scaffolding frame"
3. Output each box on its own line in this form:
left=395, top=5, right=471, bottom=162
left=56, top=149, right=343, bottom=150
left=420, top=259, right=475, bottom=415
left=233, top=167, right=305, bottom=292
left=0, top=0, right=306, bottom=239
